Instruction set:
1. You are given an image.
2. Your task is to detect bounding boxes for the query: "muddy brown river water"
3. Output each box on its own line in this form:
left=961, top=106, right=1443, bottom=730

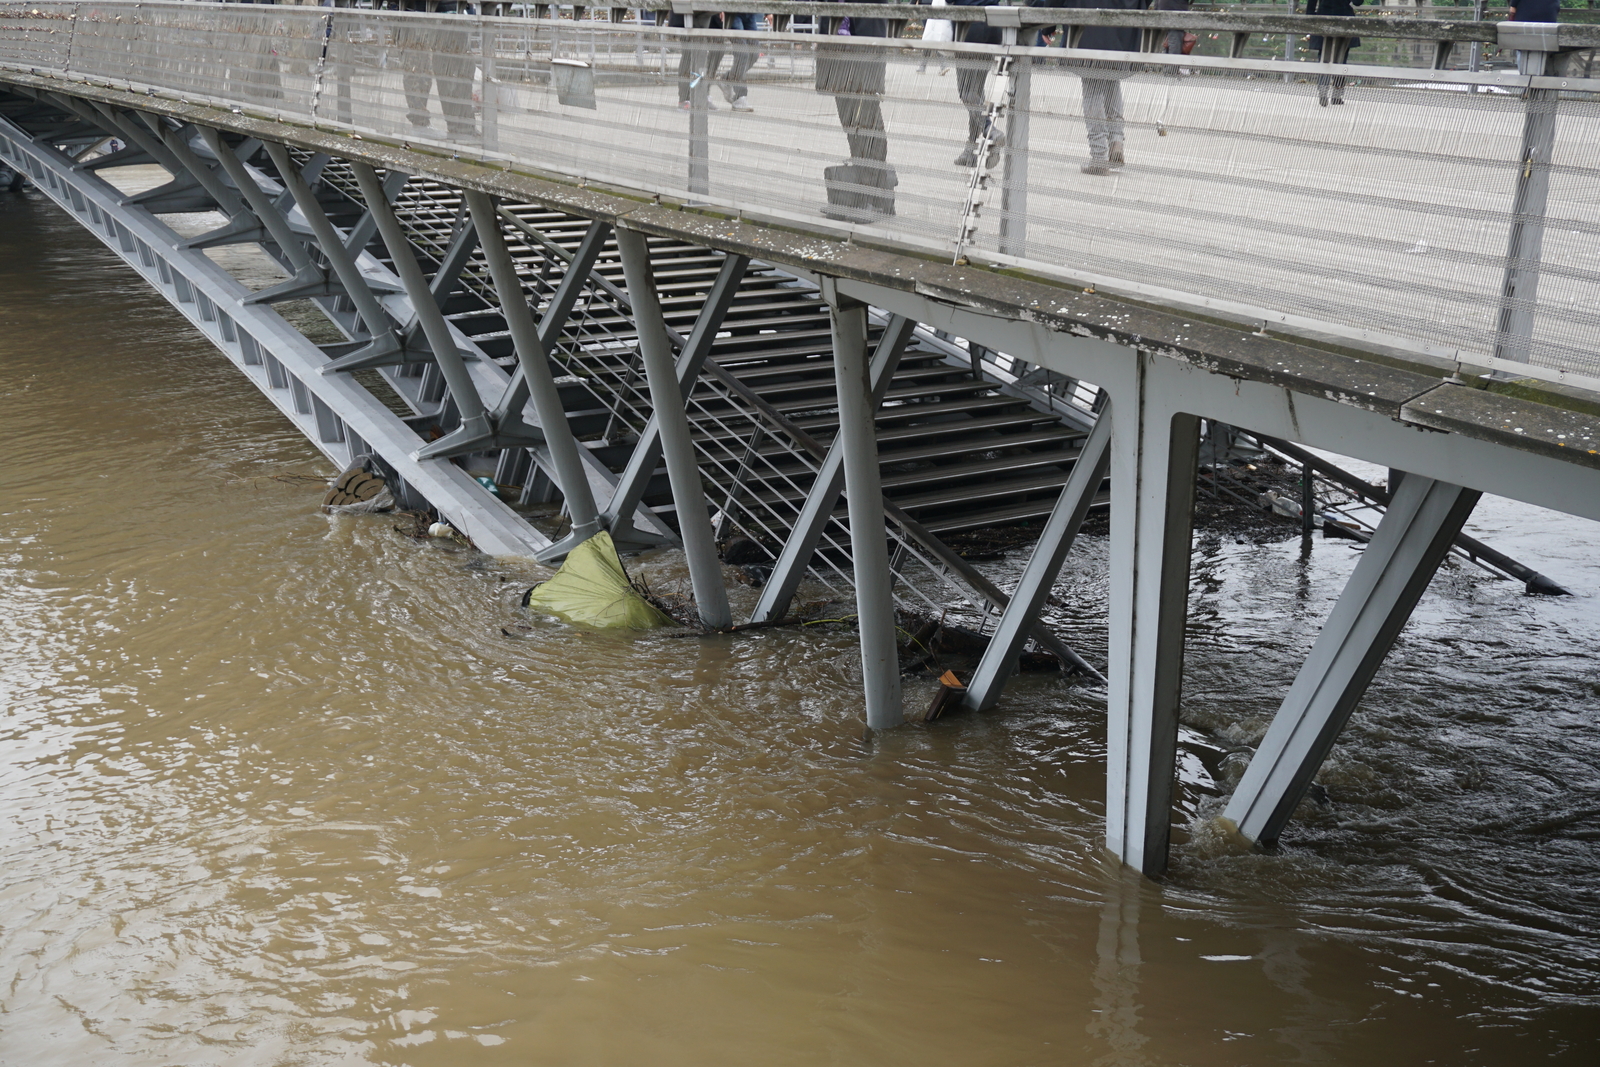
left=2, top=181, right=1599, bottom=1065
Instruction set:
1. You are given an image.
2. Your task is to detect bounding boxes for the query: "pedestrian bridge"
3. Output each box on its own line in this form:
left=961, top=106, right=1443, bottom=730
left=2, top=0, right=1598, bottom=876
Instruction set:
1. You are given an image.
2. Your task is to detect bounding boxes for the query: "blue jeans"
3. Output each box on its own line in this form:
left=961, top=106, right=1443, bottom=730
left=723, top=13, right=764, bottom=98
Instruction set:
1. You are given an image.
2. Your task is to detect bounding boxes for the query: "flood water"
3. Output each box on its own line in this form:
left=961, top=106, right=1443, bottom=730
left=2, top=180, right=1599, bottom=1065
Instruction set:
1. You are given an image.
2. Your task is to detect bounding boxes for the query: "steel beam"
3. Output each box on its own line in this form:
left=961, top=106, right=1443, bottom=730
left=1221, top=474, right=1480, bottom=846
left=964, top=407, right=1113, bottom=711
left=0, top=112, right=549, bottom=558
left=600, top=251, right=751, bottom=535
left=616, top=225, right=732, bottom=629
left=196, top=125, right=320, bottom=281
left=485, top=218, right=611, bottom=438
left=749, top=314, right=915, bottom=623
left=349, top=160, right=528, bottom=459
left=1104, top=365, right=1201, bottom=877
left=830, top=297, right=903, bottom=730
left=466, top=189, right=603, bottom=554
left=263, top=141, right=405, bottom=364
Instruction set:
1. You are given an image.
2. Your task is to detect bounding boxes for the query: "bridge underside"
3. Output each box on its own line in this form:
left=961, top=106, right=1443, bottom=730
left=4, top=74, right=1598, bottom=877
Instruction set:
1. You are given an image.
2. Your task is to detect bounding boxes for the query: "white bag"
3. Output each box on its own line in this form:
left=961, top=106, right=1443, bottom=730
left=921, top=0, right=954, bottom=44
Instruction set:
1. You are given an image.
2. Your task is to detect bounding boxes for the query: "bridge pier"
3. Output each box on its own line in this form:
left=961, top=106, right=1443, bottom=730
left=1105, top=366, right=1202, bottom=878
left=829, top=294, right=904, bottom=730
left=1222, top=475, right=1481, bottom=847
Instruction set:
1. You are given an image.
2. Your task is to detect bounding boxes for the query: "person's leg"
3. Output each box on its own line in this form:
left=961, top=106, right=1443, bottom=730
left=1317, top=72, right=1330, bottom=106
left=678, top=43, right=694, bottom=103
left=1331, top=74, right=1346, bottom=104
left=397, top=28, right=433, bottom=126
left=1162, top=29, right=1184, bottom=75
left=434, top=28, right=476, bottom=137
left=833, top=94, right=893, bottom=216
left=955, top=59, right=988, bottom=166
left=1081, top=77, right=1111, bottom=167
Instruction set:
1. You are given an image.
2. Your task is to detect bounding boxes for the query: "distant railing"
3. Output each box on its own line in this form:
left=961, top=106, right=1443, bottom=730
left=3, top=1, right=1600, bottom=391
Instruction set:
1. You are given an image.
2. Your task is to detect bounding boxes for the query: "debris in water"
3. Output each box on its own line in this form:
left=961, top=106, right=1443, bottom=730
left=322, top=463, right=393, bottom=514
left=913, top=670, right=968, bottom=723
left=520, top=531, right=673, bottom=630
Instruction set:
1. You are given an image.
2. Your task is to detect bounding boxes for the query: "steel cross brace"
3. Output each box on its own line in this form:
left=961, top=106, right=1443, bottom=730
left=262, top=141, right=408, bottom=365
left=599, top=250, right=752, bottom=536
left=339, top=212, right=486, bottom=373
left=350, top=160, right=541, bottom=460
left=467, top=189, right=605, bottom=560
left=196, top=126, right=322, bottom=289
left=709, top=308, right=1100, bottom=680
left=963, top=407, right=1113, bottom=711
left=1221, top=474, right=1480, bottom=847
left=749, top=314, right=916, bottom=624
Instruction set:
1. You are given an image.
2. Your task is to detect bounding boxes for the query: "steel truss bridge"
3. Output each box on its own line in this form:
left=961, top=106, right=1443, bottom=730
left=3, top=0, right=1599, bottom=876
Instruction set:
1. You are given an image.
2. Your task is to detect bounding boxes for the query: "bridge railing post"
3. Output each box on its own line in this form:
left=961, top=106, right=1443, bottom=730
left=1493, top=22, right=1563, bottom=367
left=999, top=33, right=1029, bottom=260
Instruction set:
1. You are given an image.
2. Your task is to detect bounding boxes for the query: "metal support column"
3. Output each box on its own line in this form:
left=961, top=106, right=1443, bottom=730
left=830, top=297, right=902, bottom=730
left=1221, top=474, right=1480, bottom=846
left=615, top=226, right=731, bottom=629
left=601, top=251, right=750, bottom=533
left=964, top=407, right=1113, bottom=711
left=466, top=189, right=602, bottom=553
left=749, top=315, right=916, bottom=624
left=1105, top=365, right=1200, bottom=876
left=262, top=142, right=404, bottom=363
left=349, top=160, right=506, bottom=457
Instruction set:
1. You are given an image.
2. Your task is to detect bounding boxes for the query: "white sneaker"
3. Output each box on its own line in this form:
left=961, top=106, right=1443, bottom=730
left=731, top=96, right=753, bottom=112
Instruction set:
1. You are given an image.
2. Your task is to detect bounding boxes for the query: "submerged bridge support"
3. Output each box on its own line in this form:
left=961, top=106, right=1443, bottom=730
left=4, top=2, right=1600, bottom=877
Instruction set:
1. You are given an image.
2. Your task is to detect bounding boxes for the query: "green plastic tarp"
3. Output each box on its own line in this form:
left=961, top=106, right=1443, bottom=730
left=522, top=530, right=672, bottom=630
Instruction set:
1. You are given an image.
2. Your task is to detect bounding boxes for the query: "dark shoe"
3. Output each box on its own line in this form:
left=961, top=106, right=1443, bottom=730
left=1080, top=161, right=1111, bottom=176
left=1318, top=93, right=1328, bottom=107
left=954, top=143, right=978, bottom=168
left=983, top=131, right=1005, bottom=170
left=1331, top=97, right=1344, bottom=105
left=1108, top=141, right=1125, bottom=167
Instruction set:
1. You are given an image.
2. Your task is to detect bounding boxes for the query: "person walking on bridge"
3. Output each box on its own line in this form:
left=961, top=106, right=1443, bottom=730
left=1034, top=0, right=1144, bottom=175
left=948, top=0, right=1004, bottom=168
left=721, top=11, right=762, bottom=112
left=1306, top=0, right=1362, bottom=106
left=668, top=10, right=726, bottom=110
left=815, top=0, right=897, bottom=221
left=390, top=0, right=477, bottom=138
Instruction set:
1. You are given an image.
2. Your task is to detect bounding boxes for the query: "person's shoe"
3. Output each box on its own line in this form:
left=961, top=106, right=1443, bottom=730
left=1080, top=161, right=1112, bottom=176
left=983, top=131, right=1006, bottom=169
left=954, top=143, right=979, bottom=168
left=1318, top=92, right=1328, bottom=107
left=1108, top=141, right=1125, bottom=167
left=1331, top=96, right=1344, bottom=105
left=731, top=96, right=754, bottom=112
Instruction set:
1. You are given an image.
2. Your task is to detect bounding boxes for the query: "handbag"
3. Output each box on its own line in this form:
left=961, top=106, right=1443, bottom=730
left=1182, top=32, right=1197, bottom=56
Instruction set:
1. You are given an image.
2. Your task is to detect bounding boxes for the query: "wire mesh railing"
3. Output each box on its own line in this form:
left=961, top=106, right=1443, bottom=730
left=4, top=1, right=1599, bottom=388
